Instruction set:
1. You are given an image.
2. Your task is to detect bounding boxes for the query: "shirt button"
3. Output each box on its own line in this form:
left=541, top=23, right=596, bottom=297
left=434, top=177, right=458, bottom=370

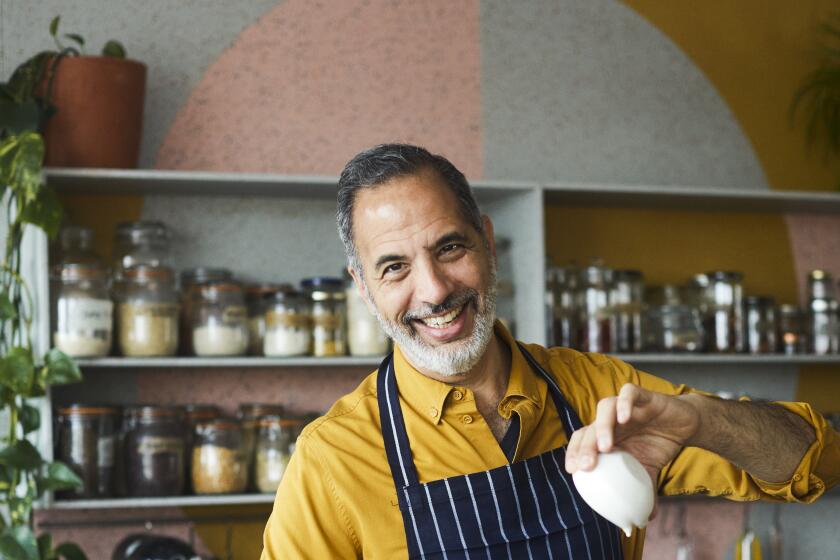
left=452, top=390, right=464, bottom=401
left=461, top=414, right=473, bottom=424
left=793, top=474, right=802, bottom=482
left=429, top=407, right=439, bottom=418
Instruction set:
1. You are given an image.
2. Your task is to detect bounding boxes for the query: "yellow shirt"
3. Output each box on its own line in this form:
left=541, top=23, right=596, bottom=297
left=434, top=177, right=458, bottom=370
left=261, top=323, right=839, bottom=559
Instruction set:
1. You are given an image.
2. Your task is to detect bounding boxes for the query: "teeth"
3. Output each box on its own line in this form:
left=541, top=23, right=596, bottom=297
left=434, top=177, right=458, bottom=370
left=421, top=306, right=463, bottom=328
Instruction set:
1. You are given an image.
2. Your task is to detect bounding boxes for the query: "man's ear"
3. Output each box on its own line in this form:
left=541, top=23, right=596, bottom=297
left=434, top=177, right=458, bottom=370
left=348, top=265, right=377, bottom=314
left=482, top=215, right=497, bottom=261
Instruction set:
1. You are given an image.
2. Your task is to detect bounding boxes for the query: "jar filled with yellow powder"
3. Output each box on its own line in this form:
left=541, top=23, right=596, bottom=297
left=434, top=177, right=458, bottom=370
left=191, top=418, right=248, bottom=495
left=301, top=277, right=346, bottom=357
left=116, top=265, right=179, bottom=357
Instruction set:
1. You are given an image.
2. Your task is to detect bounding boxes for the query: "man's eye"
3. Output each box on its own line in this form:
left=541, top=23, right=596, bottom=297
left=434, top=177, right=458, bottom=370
left=440, top=243, right=461, bottom=254
left=384, top=263, right=404, bottom=275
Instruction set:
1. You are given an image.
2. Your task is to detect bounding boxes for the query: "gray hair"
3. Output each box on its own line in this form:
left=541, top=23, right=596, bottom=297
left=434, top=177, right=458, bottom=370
left=336, top=144, right=484, bottom=276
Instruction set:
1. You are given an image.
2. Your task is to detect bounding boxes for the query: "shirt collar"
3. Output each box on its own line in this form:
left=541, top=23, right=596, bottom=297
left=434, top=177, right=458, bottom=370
left=392, top=321, right=544, bottom=425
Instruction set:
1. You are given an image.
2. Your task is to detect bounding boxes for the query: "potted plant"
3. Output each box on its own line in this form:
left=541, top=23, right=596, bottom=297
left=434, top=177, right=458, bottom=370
left=0, top=132, right=88, bottom=559
left=792, top=12, right=840, bottom=186
left=0, top=16, right=145, bottom=168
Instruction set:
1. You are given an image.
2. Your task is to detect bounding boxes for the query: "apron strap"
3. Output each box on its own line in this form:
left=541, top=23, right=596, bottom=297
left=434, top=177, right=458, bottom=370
left=376, top=353, right=420, bottom=488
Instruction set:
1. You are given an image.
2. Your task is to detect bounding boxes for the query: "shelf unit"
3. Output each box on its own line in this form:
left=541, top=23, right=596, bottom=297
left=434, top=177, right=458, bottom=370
left=41, top=168, right=840, bottom=511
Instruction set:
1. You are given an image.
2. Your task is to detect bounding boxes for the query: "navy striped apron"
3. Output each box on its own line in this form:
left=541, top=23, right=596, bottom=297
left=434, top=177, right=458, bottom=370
left=377, top=344, right=624, bottom=559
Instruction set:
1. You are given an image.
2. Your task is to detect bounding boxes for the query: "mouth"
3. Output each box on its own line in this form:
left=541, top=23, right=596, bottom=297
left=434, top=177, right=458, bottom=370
left=418, top=304, right=464, bottom=329
left=410, top=302, right=473, bottom=343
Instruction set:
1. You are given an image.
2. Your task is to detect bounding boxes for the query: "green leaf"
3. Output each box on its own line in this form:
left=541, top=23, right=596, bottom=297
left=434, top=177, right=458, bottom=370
left=0, top=347, right=34, bottom=395
left=20, top=186, right=62, bottom=239
left=64, top=34, right=84, bottom=48
left=2, top=526, right=38, bottom=560
left=37, top=534, right=52, bottom=560
left=40, top=461, right=82, bottom=492
left=101, top=40, right=126, bottom=59
left=0, top=440, right=43, bottom=470
left=41, top=348, right=82, bottom=386
left=19, top=403, right=39, bottom=434
left=55, top=542, right=86, bottom=560
left=0, top=292, right=17, bottom=321
left=49, top=16, right=60, bottom=37
left=0, top=535, right=28, bottom=560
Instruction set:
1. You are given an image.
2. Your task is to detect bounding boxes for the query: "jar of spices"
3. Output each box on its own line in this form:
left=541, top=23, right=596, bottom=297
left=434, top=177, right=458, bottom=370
left=577, top=261, right=615, bottom=353
left=184, top=404, right=221, bottom=493
left=246, top=283, right=287, bottom=355
left=51, top=263, right=113, bottom=357
left=179, top=267, right=234, bottom=355
left=702, top=271, right=744, bottom=353
left=610, top=270, right=644, bottom=353
left=238, top=403, right=285, bottom=490
left=546, top=265, right=578, bottom=348
left=124, top=406, right=185, bottom=497
left=777, top=304, right=807, bottom=355
left=116, top=265, right=179, bottom=357
left=743, top=296, right=777, bottom=354
left=113, top=221, right=171, bottom=281
left=192, top=418, right=248, bottom=495
left=344, top=275, right=389, bottom=357
left=254, top=415, right=302, bottom=494
left=301, top=277, right=347, bottom=357
left=192, top=282, right=249, bottom=357
left=808, top=270, right=838, bottom=355
left=263, top=289, right=311, bottom=357
left=55, top=405, right=119, bottom=499
left=56, top=225, right=101, bottom=266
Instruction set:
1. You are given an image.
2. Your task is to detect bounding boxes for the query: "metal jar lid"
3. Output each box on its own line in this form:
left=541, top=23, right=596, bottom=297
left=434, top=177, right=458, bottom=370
left=706, top=271, right=744, bottom=283
left=301, top=277, right=346, bottom=301
left=57, top=404, right=120, bottom=417
left=181, top=267, right=233, bottom=288
left=52, top=263, right=108, bottom=282
left=123, top=265, right=175, bottom=283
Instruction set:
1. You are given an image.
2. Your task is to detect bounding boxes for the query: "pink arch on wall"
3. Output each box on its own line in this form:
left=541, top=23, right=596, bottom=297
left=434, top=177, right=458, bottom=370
left=155, top=0, right=483, bottom=179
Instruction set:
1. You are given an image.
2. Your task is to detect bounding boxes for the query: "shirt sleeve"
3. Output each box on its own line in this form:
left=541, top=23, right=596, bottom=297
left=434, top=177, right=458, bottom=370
left=603, top=356, right=839, bottom=504
left=261, top=435, right=361, bottom=559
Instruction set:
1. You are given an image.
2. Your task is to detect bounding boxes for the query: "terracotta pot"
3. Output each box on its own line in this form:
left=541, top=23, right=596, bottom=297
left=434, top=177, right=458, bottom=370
left=41, top=56, right=146, bottom=168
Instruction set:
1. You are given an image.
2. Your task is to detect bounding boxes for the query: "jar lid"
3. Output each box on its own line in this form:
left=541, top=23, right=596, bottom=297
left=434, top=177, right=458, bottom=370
left=52, top=263, right=108, bottom=282
left=123, top=265, right=175, bottom=282
left=126, top=405, right=184, bottom=420
left=706, top=271, right=744, bottom=282
left=267, top=288, right=307, bottom=304
left=258, top=415, right=305, bottom=428
left=613, top=269, right=643, bottom=281
left=689, top=273, right=710, bottom=287
left=245, top=283, right=292, bottom=299
left=116, top=221, right=170, bottom=243
left=809, top=269, right=832, bottom=281
left=184, top=404, right=221, bottom=422
left=197, top=281, right=243, bottom=298
left=181, top=267, right=233, bottom=287
left=195, top=417, right=242, bottom=431
left=777, top=304, right=802, bottom=314
left=57, top=404, right=119, bottom=416
left=301, top=277, right=344, bottom=300
left=238, top=403, right=285, bottom=420
left=744, top=295, right=775, bottom=306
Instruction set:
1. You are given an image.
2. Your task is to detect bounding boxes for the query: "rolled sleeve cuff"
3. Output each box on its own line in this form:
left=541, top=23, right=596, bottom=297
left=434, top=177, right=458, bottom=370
left=750, top=437, right=826, bottom=504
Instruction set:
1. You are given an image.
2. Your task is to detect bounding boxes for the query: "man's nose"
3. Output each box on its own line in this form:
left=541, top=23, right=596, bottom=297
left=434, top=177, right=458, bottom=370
left=413, top=260, right=452, bottom=306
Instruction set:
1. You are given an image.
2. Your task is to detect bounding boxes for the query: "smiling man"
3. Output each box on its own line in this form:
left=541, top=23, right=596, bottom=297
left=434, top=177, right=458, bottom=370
left=261, top=144, right=839, bottom=559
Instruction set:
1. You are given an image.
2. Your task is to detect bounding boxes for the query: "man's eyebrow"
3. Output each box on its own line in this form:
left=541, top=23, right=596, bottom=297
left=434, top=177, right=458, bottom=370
left=374, top=253, right=405, bottom=272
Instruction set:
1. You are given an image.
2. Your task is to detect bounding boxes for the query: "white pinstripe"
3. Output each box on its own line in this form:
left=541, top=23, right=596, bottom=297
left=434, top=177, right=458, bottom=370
left=551, top=451, right=593, bottom=560
left=464, top=476, right=493, bottom=560
left=444, top=479, right=469, bottom=555
left=505, top=465, right=534, bottom=560
left=485, top=471, right=514, bottom=560
left=424, top=484, right=450, bottom=560
left=538, top=454, right=573, bottom=559
left=524, top=461, right=554, bottom=560
left=404, top=487, right=427, bottom=560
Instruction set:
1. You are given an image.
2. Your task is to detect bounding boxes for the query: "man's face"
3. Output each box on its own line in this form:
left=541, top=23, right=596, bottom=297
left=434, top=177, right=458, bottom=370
left=349, top=169, right=497, bottom=376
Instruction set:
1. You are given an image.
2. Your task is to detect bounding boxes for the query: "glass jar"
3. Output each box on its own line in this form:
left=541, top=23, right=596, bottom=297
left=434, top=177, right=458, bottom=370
left=808, top=270, right=838, bottom=355
left=116, top=265, right=179, bottom=357
left=192, top=282, right=249, bottom=357
left=238, top=403, right=285, bottom=490
left=51, top=263, right=113, bottom=357
left=777, top=304, right=807, bottom=355
left=494, top=237, right=516, bottom=335
left=55, top=405, right=119, bottom=499
left=702, top=271, right=744, bottom=353
left=547, top=265, right=578, bottom=348
left=263, top=289, right=311, bottom=357
left=301, top=277, right=347, bottom=357
left=246, top=283, right=287, bottom=355
left=577, top=261, right=614, bottom=353
left=56, top=225, right=101, bottom=266
left=611, top=270, right=644, bottom=353
left=124, top=406, right=185, bottom=497
left=113, top=221, right=171, bottom=276
left=192, top=418, right=248, bottom=495
left=184, top=404, right=221, bottom=494
left=345, top=276, right=389, bottom=357
left=179, top=267, right=234, bottom=355
left=642, top=304, right=705, bottom=353
left=254, top=415, right=301, bottom=494
left=743, top=296, right=777, bottom=354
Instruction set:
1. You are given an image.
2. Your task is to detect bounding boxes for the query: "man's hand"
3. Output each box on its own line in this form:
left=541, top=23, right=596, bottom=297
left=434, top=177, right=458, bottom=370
left=564, top=383, right=701, bottom=487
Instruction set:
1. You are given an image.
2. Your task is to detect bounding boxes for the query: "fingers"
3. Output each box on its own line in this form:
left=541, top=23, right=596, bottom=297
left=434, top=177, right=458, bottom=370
left=616, top=383, right=648, bottom=424
left=594, top=396, right=617, bottom=452
left=567, top=396, right=617, bottom=473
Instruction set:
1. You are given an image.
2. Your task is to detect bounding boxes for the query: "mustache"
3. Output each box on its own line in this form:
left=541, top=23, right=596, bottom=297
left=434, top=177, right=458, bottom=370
left=403, top=289, right=478, bottom=324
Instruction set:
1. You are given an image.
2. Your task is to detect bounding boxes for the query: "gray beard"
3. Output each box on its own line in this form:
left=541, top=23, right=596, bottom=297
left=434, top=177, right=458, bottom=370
left=366, top=273, right=498, bottom=377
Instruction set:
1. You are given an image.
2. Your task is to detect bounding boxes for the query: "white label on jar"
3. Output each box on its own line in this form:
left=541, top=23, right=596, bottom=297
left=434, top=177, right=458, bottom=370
left=98, top=436, right=115, bottom=468
left=57, top=297, right=113, bottom=336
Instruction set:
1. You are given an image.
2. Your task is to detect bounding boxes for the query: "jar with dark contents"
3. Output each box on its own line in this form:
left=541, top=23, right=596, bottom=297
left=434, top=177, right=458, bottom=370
left=577, top=262, right=614, bottom=353
left=238, top=403, right=285, bottom=490
left=55, top=405, right=119, bottom=499
left=743, top=296, right=777, bottom=354
left=179, top=267, right=233, bottom=355
left=546, top=265, right=578, bottom=348
left=777, top=304, right=807, bottom=354
left=192, top=418, right=248, bottom=494
left=125, top=406, right=185, bottom=497
left=184, top=404, right=221, bottom=493
left=702, top=271, right=744, bottom=353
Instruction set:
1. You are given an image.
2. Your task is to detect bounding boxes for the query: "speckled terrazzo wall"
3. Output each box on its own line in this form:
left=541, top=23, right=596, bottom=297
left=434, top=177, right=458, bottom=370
left=2, top=0, right=839, bottom=558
